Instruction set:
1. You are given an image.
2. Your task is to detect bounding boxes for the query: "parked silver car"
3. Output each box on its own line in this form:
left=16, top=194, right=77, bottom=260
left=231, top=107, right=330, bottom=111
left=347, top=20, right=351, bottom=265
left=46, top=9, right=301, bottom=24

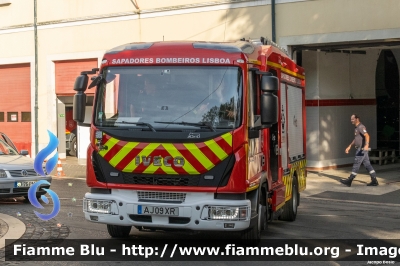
left=0, top=133, right=52, bottom=199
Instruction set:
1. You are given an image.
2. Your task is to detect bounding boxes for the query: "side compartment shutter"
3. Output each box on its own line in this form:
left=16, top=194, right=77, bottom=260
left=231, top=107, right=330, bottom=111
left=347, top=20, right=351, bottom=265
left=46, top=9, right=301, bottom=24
left=287, top=85, right=304, bottom=160
left=280, top=83, right=288, bottom=170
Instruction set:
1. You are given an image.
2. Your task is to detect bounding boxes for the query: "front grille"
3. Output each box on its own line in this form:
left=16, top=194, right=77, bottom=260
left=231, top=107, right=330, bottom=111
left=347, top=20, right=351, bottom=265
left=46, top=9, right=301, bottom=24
left=137, top=191, right=186, bottom=203
left=12, top=185, right=49, bottom=194
left=169, top=217, right=190, bottom=224
left=129, top=215, right=152, bottom=223
left=12, top=188, right=29, bottom=193
left=0, top=189, right=10, bottom=193
left=8, top=169, right=39, bottom=177
left=123, top=173, right=200, bottom=186
left=92, top=152, right=106, bottom=182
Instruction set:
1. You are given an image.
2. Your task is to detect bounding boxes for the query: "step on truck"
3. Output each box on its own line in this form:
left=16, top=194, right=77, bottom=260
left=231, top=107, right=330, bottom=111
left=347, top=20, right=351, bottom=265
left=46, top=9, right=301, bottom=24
left=73, top=38, right=306, bottom=243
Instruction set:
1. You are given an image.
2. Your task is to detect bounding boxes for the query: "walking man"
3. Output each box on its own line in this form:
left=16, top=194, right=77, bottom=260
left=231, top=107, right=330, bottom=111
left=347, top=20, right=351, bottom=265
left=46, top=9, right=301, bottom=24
left=340, top=114, right=379, bottom=187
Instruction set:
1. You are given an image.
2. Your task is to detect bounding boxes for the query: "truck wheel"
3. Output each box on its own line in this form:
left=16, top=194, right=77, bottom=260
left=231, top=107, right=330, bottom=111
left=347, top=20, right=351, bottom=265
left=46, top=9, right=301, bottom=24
left=107, top=224, right=131, bottom=238
left=69, top=137, right=77, bottom=157
left=240, top=213, right=260, bottom=245
left=241, top=189, right=264, bottom=245
left=279, top=176, right=298, bottom=221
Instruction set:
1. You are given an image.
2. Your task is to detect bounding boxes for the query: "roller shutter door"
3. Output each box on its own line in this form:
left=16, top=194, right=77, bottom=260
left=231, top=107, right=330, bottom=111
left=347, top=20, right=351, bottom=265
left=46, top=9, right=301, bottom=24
left=55, top=59, right=98, bottom=96
left=0, top=63, right=32, bottom=155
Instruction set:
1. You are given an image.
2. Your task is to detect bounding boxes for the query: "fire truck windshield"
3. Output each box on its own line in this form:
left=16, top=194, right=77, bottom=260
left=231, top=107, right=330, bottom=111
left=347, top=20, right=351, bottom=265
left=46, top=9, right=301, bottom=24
left=94, top=66, right=242, bottom=131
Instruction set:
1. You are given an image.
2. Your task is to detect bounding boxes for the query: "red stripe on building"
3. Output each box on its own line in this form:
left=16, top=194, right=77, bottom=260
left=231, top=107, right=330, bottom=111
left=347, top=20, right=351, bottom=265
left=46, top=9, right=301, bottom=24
left=305, top=99, right=376, bottom=106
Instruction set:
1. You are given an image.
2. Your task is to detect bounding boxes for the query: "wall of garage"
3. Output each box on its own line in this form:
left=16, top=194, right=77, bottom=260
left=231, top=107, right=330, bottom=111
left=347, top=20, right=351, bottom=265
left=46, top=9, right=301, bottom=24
left=55, top=59, right=98, bottom=96
left=0, top=63, right=32, bottom=155
left=55, top=59, right=98, bottom=159
left=303, top=50, right=380, bottom=168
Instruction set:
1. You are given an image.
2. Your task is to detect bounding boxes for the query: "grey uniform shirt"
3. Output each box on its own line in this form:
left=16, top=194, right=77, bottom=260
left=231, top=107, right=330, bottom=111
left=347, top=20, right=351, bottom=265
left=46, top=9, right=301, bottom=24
left=354, top=123, right=367, bottom=148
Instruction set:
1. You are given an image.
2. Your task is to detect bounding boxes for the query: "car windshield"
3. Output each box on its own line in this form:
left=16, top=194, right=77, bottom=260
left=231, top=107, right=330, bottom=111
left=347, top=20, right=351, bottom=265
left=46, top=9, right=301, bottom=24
left=94, top=66, right=242, bottom=131
left=0, top=139, right=18, bottom=155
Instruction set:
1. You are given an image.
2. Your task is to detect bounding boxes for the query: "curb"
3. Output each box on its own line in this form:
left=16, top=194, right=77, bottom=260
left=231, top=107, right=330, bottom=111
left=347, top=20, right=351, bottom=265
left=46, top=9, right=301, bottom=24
left=0, top=214, right=26, bottom=249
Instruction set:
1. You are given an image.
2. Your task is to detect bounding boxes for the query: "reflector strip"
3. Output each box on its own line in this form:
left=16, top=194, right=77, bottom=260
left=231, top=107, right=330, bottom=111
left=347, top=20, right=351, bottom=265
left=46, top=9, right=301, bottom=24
left=97, top=132, right=233, bottom=174
left=183, top=143, right=214, bottom=170
left=109, top=141, right=139, bottom=167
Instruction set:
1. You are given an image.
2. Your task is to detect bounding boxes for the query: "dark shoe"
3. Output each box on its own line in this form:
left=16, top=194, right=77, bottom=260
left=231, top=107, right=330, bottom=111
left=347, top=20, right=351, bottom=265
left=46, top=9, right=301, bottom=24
left=367, top=179, right=379, bottom=186
left=340, top=177, right=353, bottom=187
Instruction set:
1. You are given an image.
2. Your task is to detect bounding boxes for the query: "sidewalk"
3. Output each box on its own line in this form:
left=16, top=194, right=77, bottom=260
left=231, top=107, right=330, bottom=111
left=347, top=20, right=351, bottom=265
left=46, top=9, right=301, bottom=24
left=51, top=156, right=86, bottom=178
left=1, top=159, right=399, bottom=253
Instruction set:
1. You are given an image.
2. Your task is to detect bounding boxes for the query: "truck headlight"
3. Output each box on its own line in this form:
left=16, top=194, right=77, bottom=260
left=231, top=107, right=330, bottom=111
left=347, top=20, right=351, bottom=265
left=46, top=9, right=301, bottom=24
left=84, top=199, right=115, bottom=214
left=203, top=206, right=249, bottom=221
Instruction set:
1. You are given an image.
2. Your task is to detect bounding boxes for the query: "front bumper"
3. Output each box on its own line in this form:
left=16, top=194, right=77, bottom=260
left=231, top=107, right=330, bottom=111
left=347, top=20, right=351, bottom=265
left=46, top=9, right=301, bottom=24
left=0, top=176, right=52, bottom=198
left=83, top=189, right=251, bottom=231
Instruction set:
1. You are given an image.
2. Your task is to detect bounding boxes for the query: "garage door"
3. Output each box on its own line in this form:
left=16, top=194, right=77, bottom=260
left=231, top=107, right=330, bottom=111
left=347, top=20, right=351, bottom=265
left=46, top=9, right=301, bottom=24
left=0, top=63, right=32, bottom=155
left=55, top=59, right=98, bottom=96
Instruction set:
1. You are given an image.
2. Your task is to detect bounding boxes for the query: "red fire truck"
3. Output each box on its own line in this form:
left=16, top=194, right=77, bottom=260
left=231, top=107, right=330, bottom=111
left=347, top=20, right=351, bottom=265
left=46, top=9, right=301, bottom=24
left=73, top=38, right=306, bottom=243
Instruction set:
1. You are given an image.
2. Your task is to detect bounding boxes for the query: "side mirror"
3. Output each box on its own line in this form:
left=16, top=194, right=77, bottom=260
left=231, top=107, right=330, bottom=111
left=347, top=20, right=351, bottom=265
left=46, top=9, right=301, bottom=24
left=73, top=92, right=86, bottom=123
left=20, top=150, right=29, bottom=156
left=260, top=76, right=278, bottom=127
left=261, top=75, right=278, bottom=92
left=74, top=75, right=89, bottom=92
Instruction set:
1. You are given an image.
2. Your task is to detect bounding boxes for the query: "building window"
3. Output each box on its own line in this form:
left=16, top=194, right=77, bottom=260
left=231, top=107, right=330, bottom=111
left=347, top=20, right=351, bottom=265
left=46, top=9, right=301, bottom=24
left=21, top=112, right=31, bottom=122
left=0, top=112, right=4, bottom=122
left=7, top=112, right=18, bottom=122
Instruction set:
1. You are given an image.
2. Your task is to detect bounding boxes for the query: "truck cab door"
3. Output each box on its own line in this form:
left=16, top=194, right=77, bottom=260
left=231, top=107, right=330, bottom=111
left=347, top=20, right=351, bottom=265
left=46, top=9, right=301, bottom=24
left=269, top=123, right=279, bottom=182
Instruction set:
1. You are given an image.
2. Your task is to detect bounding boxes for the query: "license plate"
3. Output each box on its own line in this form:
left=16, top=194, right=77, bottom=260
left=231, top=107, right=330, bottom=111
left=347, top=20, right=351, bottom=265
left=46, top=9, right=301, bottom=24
left=14, top=181, right=36, bottom=188
left=137, top=205, right=179, bottom=216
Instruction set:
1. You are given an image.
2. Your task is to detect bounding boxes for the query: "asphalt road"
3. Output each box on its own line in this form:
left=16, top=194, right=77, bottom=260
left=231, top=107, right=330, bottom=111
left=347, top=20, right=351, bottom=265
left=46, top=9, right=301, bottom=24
left=1, top=160, right=400, bottom=266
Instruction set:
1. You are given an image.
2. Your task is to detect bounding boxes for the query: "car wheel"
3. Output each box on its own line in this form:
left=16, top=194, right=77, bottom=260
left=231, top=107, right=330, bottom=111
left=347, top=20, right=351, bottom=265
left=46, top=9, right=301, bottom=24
left=69, top=137, right=77, bottom=157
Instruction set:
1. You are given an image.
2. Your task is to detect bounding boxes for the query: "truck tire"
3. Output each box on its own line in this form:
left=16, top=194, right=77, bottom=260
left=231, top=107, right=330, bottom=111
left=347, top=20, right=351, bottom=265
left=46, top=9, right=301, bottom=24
left=279, top=176, right=298, bottom=221
left=107, top=224, right=131, bottom=238
left=240, top=213, right=260, bottom=245
left=241, top=187, right=266, bottom=245
left=69, top=137, right=77, bottom=157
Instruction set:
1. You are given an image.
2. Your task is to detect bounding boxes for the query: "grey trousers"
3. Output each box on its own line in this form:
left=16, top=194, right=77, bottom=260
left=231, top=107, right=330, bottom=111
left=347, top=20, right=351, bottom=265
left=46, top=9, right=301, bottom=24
left=350, top=149, right=376, bottom=179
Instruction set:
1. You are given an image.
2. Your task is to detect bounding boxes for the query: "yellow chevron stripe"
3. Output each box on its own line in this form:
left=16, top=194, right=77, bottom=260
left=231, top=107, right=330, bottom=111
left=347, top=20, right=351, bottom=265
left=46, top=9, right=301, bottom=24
left=98, top=133, right=234, bottom=174
left=267, top=61, right=305, bottom=79
left=98, top=137, right=119, bottom=157
left=183, top=143, right=214, bottom=170
left=123, top=143, right=159, bottom=172
left=221, top=133, right=233, bottom=146
left=248, top=59, right=261, bottom=65
left=161, top=143, right=199, bottom=175
left=143, top=161, right=177, bottom=174
left=204, top=139, right=228, bottom=161
left=109, top=141, right=139, bottom=167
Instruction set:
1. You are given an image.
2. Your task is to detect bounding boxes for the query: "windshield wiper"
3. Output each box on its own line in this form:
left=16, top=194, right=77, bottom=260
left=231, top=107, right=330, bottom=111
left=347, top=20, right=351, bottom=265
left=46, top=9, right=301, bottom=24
left=114, top=121, right=157, bottom=132
left=154, top=121, right=215, bottom=132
